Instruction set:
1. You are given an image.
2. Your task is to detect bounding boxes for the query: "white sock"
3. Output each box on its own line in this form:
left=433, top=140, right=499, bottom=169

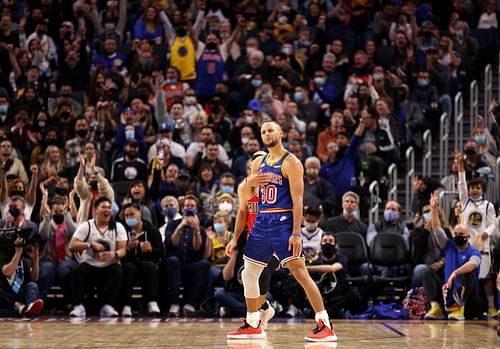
left=315, top=310, right=331, bottom=329
left=246, top=311, right=260, bottom=328
left=487, top=296, right=494, bottom=307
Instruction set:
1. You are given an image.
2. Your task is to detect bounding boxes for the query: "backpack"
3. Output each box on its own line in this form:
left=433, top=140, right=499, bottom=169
left=352, top=302, right=408, bottom=320
left=403, top=286, right=430, bottom=319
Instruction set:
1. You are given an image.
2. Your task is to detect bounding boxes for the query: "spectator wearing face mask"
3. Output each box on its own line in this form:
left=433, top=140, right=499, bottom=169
left=159, top=196, right=182, bottom=242
left=423, top=192, right=481, bottom=321
left=462, top=140, right=492, bottom=180
left=301, top=206, right=325, bottom=265
left=37, top=195, right=77, bottom=307
left=471, top=117, right=497, bottom=168
left=454, top=150, right=497, bottom=317
left=204, top=211, right=232, bottom=286
left=367, top=200, right=410, bottom=250
left=321, top=192, right=367, bottom=240
left=409, top=201, right=449, bottom=288
left=303, top=157, right=337, bottom=218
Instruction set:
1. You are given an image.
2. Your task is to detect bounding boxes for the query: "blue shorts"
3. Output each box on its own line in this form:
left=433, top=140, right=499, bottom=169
left=243, top=211, right=302, bottom=267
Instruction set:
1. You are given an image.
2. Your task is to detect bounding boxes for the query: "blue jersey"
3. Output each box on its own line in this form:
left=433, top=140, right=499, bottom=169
left=195, top=49, right=225, bottom=97
left=258, top=152, right=293, bottom=212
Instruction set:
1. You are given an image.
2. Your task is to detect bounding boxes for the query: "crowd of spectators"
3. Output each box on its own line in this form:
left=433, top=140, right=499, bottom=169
left=0, top=0, right=500, bottom=320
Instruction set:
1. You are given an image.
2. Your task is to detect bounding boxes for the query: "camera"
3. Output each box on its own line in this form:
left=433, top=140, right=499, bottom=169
left=0, top=227, right=39, bottom=254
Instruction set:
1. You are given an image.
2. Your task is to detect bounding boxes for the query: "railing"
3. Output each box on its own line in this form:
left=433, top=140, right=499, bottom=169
left=469, top=80, right=478, bottom=135
left=440, top=175, right=456, bottom=191
left=484, top=64, right=492, bottom=127
left=454, top=92, right=463, bottom=151
left=439, top=113, right=450, bottom=178
left=488, top=156, right=500, bottom=204
left=387, top=163, right=398, bottom=202
left=405, top=146, right=415, bottom=219
left=422, top=130, right=432, bottom=177
left=439, top=191, right=459, bottom=223
left=369, top=180, right=380, bottom=226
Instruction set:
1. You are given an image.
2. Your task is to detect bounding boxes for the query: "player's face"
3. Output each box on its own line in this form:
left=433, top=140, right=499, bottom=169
left=261, top=124, right=282, bottom=148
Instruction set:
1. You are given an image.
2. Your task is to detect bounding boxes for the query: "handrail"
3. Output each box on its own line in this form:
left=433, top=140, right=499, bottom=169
left=438, top=190, right=459, bottom=224
left=405, top=146, right=415, bottom=219
left=369, top=180, right=380, bottom=226
left=454, top=92, right=463, bottom=151
left=422, top=130, right=432, bottom=177
left=387, top=163, right=397, bottom=202
left=469, top=80, right=478, bottom=135
left=439, top=113, right=449, bottom=178
left=484, top=64, right=492, bottom=128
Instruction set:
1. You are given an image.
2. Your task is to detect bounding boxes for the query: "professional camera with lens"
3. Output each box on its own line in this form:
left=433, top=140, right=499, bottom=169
left=0, top=227, right=39, bottom=255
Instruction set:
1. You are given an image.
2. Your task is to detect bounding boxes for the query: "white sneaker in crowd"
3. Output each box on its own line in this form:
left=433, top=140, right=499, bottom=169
left=70, top=304, right=86, bottom=317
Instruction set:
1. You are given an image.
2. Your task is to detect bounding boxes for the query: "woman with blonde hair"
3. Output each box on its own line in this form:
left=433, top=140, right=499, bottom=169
left=39, top=145, right=65, bottom=182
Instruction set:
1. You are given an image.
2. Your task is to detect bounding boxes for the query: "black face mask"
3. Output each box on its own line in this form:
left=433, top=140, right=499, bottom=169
left=60, top=92, right=71, bottom=98
left=76, top=129, right=88, bottom=138
left=126, top=151, right=138, bottom=159
left=9, top=207, right=20, bottom=219
left=10, top=190, right=25, bottom=197
left=45, top=138, right=58, bottom=146
left=60, top=111, right=70, bottom=119
left=321, top=244, right=337, bottom=259
left=464, top=148, right=476, bottom=156
left=89, top=180, right=98, bottom=192
left=52, top=213, right=64, bottom=225
left=176, top=27, right=187, bottom=37
left=454, top=235, right=468, bottom=247
left=54, top=187, right=68, bottom=196
left=206, top=42, right=217, bottom=50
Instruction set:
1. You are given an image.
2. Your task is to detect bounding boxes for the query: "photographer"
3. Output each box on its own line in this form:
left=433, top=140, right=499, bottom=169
left=37, top=193, right=77, bottom=307
left=0, top=196, right=38, bottom=234
left=119, top=202, right=163, bottom=317
left=68, top=197, right=127, bottom=318
left=0, top=236, right=44, bottom=317
left=162, top=194, right=210, bottom=317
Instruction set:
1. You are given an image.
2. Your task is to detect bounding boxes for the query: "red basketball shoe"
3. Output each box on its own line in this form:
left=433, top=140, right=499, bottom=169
left=227, top=319, right=265, bottom=339
left=304, top=320, right=338, bottom=342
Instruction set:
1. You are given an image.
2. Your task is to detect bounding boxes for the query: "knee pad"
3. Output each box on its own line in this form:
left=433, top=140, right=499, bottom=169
left=242, top=260, right=264, bottom=299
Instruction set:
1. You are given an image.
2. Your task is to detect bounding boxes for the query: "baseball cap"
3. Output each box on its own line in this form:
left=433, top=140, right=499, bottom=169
left=178, top=169, right=191, bottom=179
left=248, top=99, right=261, bottom=111
left=159, top=123, right=174, bottom=133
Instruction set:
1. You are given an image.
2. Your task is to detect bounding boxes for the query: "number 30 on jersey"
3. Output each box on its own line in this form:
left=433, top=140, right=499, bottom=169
left=260, top=184, right=277, bottom=204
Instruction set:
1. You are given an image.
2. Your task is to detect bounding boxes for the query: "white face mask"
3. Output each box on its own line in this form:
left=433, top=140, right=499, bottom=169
left=218, top=201, right=233, bottom=214
left=304, top=221, right=319, bottom=231
left=241, top=136, right=250, bottom=145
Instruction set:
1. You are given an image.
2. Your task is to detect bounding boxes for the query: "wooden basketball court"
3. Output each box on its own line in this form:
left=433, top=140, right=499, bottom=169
left=0, top=317, right=498, bottom=348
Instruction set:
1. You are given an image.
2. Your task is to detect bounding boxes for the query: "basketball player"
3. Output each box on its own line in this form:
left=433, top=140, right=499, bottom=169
left=227, top=122, right=337, bottom=342
left=226, top=151, right=278, bottom=330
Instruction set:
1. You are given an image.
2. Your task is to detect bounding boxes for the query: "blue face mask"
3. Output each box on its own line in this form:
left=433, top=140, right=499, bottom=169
left=251, top=79, right=262, bottom=88
left=470, top=194, right=483, bottom=202
left=213, top=223, right=226, bottom=233
left=474, top=135, right=486, bottom=145
left=126, top=217, right=138, bottom=228
left=163, top=206, right=177, bottom=218
left=0, top=105, right=8, bottom=113
left=417, top=79, right=429, bottom=88
left=384, top=209, right=400, bottom=222
left=166, top=78, right=177, bottom=84
left=314, top=77, right=326, bottom=86
left=220, top=185, right=234, bottom=194
left=294, top=91, right=304, bottom=103
left=125, top=130, right=135, bottom=140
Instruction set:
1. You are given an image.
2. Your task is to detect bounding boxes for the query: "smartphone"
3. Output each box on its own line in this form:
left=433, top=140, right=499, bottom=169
left=158, top=149, right=164, bottom=160
left=129, top=231, right=136, bottom=240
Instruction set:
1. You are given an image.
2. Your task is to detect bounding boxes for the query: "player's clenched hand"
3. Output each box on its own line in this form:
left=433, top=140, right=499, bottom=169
left=246, top=170, right=272, bottom=187
left=288, top=235, right=302, bottom=257
left=225, top=238, right=237, bottom=257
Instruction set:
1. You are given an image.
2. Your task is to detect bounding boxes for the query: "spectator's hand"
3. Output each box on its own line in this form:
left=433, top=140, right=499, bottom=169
left=205, top=226, right=215, bottom=240
left=225, top=238, right=237, bottom=257
left=453, top=149, right=464, bottom=172
left=446, top=271, right=456, bottom=289
left=14, top=237, right=24, bottom=254
left=430, top=262, right=442, bottom=271
left=366, top=143, right=377, bottom=154
left=6, top=44, right=13, bottom=52
left=127, top=238, right=140, bottom=250
left=321, top=103, right=330, bottom=110
left=91, top=241, right=105, bottom=253
left=78, top=153, right=85, bottom=169
left=246, top=170, right=272, bottom=187
left=308, top=121, right=318, bottom=131
left=187, top=214, right=200, bottom=229
left=140, top=241, right=152, bottom=253
left=288, top=235, right=302, bottom=257
left=412, top=175, right=420, bottom=192
left=406, top=45, right=414, bottom=60
left=430, top=191, right=439, bottom=210
left=30, top=165, right=38, bottom=175
left=98, top=251, right=114, bottom=262
left=19, top=17, right=26, bottom=32
left=488, top=98, right=497, bottom=116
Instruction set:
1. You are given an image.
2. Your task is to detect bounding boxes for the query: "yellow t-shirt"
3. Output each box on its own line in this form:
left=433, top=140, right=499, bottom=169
left=170, top=36, right=196, bottom=81
left=210, top=231, right=231, bottom=267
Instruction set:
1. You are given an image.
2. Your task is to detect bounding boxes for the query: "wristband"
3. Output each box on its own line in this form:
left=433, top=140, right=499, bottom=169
left=292, top=233, right=301, bottom=237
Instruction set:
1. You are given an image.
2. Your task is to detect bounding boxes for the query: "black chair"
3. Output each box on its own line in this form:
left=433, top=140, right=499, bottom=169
left=369, top=234, right=411, bottom=294
left=335, top=232, right=371, bottom=288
